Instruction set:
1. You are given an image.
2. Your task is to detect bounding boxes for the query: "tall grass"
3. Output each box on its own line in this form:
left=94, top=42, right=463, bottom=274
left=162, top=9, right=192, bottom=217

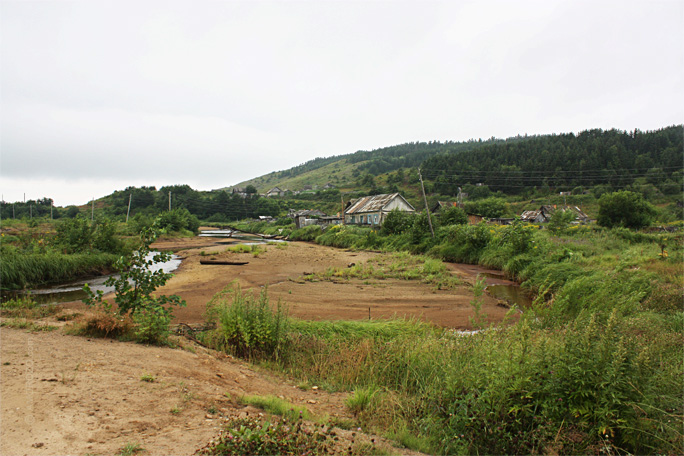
left=201, top=281, right=683, bottom=455
left=1, top=250, right=119, bottom=289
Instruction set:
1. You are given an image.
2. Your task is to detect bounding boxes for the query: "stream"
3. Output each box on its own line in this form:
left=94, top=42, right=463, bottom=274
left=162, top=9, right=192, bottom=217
left=13, top=252, right=181, bottom=305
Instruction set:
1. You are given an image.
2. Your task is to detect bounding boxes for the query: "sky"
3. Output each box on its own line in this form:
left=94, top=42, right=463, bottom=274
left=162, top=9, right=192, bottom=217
left=1, top=0, right=682, bottom=207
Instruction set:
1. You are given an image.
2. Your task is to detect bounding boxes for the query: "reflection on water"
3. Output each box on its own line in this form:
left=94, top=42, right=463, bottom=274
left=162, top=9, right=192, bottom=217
left=485, top=284, right=533, bottom=308
left=14, top=252, right=181, bottom=305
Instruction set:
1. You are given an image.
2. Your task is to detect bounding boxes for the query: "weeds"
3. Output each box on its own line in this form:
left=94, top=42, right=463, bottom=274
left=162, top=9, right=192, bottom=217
left=140, top=373, right=155, bottom=383
left=118, top=442, right=144, bottom=456
left=195, top=414, right=335, bottom=456
left=206, top=285, right=289, bottom=360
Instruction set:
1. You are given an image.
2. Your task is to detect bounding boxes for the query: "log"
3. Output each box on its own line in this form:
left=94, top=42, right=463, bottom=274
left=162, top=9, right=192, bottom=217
left=199, top=259, right=249, bottom=266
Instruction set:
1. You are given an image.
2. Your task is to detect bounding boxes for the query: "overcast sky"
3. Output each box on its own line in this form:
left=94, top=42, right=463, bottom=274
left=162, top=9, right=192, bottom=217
left=1, top=0, right=682, bottom=207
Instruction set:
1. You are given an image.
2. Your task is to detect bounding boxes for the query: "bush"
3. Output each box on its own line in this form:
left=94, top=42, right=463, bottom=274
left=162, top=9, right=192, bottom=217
left=597, top=190, right=657, bottom=229
left=132, top=301, right=173, bottom=345
left=438, top=206, right=468, bottom=226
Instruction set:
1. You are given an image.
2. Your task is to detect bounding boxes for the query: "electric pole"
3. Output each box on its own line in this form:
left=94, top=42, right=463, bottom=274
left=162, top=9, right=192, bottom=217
left=168, top=191, right=172, bottom=211
left=418, top=168, right=435, bottom=238
left=126, top=193, right=132, bottom=223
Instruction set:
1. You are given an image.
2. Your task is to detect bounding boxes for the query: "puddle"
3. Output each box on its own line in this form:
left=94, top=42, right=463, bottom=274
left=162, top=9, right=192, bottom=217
left=485, top=284, right=533, bottom=308
left=10, top=252, right=181, bottom=305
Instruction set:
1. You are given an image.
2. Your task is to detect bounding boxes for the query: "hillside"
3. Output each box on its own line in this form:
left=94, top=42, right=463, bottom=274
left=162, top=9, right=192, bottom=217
left=229, top=126, right=683, bottom=197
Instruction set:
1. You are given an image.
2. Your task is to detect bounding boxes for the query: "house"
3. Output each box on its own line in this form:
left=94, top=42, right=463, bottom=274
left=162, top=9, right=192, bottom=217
left=520, top=205, right=589, bottom=223
left=266, top=187, right=286, bottom=197
left=431, top=201, right=460, bottom=213
left=291, top=209, right=327, bottom=229
left=344, top=193, right=415, bottom=226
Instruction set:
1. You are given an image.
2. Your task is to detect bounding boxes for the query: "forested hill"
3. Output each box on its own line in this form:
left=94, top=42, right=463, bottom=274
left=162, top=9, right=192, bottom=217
left=421, top=125, right=683, bottom=195
left=239, top=126, right=681, bottom=195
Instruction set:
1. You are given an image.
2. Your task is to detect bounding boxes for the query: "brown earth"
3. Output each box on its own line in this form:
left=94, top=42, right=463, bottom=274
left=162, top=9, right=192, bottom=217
left=1, top=235, right=518, bottom=455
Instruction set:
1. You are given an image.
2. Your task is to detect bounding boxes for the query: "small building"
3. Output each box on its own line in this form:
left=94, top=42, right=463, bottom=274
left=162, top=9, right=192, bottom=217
left=291, top=209, right=327, bottom=229
left=344, top=193, right=415, bottom=226
left=431, top=201, right=460, bottom=213
left=520, top=205, right=589, bottom=223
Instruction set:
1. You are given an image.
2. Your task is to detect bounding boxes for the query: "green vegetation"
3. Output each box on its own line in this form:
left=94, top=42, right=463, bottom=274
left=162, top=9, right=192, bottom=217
left=196, top=415, right=336, bottom=456
left=0, top=296, right=59, bottom=319
left=201, top=214, right=683, bottom=454
left=82, top=224, right=186, bottom=345
left=239, top=394, right=311, bottom=420
left=118, top=442, right=144, bottom=456
left=598, top=190, right=658, bottom=229
left=0, top=217, right=126, bottom=290
left=303, top=252, right=460, bottom=290
left=204, top=285, right=288, bottom=360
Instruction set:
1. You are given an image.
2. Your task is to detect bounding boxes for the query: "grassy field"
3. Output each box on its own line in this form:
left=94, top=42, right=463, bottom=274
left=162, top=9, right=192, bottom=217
left=203, top=220, right=683, bottom=455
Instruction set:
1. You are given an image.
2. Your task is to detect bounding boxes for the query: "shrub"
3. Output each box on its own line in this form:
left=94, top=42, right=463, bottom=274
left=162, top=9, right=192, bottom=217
left=438, top=206, right=468, bottom=226
left=132, top=301, right=173, bottom=345
left=597, top=190, right=657, bottom=229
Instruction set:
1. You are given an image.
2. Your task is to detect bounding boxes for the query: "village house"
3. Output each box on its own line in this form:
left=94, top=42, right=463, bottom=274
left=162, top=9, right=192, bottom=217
left=290, top=209, right=327, bottom=229
left=520, top=205, right=589, bottom=223
left=344, top=193, right=415, bottom=226
left=265, top=187, right=287, bottom=197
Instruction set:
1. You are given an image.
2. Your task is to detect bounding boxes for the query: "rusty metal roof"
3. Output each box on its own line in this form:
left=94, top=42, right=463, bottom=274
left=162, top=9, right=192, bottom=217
left=345, top=193, right=414, bottom=214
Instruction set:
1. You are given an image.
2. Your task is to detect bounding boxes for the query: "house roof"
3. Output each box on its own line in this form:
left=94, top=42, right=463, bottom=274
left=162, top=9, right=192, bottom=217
left=520, top=205, right=589, bottom=222
left=292, top=209, right=326, bottom=217
left=345, top=193, right=415, bottom=215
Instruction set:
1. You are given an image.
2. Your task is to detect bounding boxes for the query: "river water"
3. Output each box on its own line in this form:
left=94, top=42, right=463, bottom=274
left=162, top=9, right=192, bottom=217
left=15, top=252, right=181, bottom=305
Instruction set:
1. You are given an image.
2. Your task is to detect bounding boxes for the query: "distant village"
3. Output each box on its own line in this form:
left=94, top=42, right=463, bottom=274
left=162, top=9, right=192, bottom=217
left=231, top=184, right=591, bottom=229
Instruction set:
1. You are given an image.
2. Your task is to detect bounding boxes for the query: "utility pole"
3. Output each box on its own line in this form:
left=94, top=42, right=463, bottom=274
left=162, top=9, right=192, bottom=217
left=340, top=193, right=346, bottom=225
left=168, top=191, right=172, bottom=211
left=30, top=205, right=32, bottom=219
left=126, top=193, right=132, bottom=223
left=50, top=200, right=53, bottom=220
left=418, top=168, right=435, bottom=238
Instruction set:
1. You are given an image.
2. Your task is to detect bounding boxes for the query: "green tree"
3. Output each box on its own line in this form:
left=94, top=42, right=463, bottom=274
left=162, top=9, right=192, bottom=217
left=597, top=190, right=657, bottom=229
left=83, top=224, right=186, bottom=343
left=439, top=206, right=468, bottom=226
